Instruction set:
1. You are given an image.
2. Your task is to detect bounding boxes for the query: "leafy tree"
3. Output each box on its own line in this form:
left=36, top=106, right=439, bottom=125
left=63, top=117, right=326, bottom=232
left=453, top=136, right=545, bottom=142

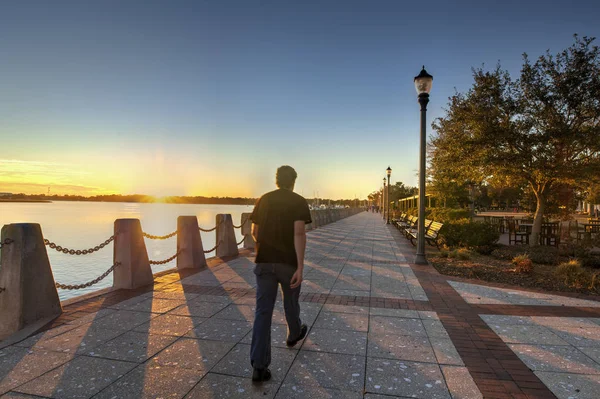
left=430, top=35, right=600, bottom=245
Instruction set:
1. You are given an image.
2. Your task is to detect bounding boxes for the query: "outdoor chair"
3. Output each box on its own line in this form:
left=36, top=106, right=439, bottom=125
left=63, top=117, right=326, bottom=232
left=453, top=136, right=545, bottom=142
left=507, top=219, right=529, bottom=245
left=539, top=222, right=560, bottom=247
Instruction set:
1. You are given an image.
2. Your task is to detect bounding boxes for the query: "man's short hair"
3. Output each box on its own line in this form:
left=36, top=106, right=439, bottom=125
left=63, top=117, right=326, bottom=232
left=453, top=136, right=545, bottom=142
left=276, top=165, right=297, bottom=189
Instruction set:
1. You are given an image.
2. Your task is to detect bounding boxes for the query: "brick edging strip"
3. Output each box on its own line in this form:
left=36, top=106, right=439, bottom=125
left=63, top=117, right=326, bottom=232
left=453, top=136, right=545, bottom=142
left=388, top=225, right=558, bottom=399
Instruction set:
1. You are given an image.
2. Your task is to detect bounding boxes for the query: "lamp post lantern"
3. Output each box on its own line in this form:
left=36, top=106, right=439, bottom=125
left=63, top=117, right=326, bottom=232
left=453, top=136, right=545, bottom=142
left=414, top=66, right=433, bottom=265
left=386, top=166, right=392, bottom=224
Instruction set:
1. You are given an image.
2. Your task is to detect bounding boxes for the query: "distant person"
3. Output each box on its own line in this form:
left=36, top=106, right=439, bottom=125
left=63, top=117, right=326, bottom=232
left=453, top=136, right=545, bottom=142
left=249, top=165, right=311, bottom=383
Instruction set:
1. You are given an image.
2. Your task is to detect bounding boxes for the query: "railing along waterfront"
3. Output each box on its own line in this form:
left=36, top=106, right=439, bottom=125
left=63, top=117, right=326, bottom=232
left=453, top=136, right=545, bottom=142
left=0, top=208, right=363, bottom=341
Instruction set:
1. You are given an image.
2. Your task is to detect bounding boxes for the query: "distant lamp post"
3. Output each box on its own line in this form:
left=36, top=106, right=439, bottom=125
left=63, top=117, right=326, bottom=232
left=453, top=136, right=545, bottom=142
left=414, top=66, right=433, bottom=265
left=383, top=177, right=387, bottom=220
left=466, top=180, right=476, bottom=219
left=386, top=166, right=392, bottom=224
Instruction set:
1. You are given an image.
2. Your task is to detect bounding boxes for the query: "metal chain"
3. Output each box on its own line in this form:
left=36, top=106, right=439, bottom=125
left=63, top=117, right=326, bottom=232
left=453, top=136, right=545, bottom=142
left=236, top=236, right=245, bottom=246
left=0, top=238, right=14, bottom=249
left=199, top=219, right=224, bottom=233
left=44, top=236, right=114, bottom=255
left=55, top=262, right=120, bottom=290
left=232, top=218, right=249, bottom=229
left=149, top=250, right=181, bottom=265
left=143, top=230, right=178, bottom=240
left=203, top=241, right=221, bottom=253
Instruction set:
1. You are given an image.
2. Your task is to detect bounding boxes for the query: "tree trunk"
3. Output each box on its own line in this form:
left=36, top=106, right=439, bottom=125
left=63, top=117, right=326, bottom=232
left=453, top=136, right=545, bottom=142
left=530, top=190, right=546, bottom=247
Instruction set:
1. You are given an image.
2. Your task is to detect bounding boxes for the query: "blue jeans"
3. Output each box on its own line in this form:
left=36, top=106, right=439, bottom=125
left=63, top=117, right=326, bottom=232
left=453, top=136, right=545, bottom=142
left=250, top=263, right=302, bottom=369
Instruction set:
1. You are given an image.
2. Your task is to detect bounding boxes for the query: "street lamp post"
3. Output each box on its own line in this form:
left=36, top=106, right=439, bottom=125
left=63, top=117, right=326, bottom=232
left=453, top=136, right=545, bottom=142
left=414, top=66, right=433, bottom=265
left=386, top=166, right=392, bottom=224
left=382, top=178, right=387, bottom=220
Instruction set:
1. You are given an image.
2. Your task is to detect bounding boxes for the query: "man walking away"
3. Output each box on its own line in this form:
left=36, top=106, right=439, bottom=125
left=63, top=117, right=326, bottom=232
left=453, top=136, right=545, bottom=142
left=249, top=165, right=311, bottom=383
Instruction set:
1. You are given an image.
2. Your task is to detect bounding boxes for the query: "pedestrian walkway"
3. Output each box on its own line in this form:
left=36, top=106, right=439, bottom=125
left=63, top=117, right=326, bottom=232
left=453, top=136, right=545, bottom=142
left=2, top=212, right=600, bottom=398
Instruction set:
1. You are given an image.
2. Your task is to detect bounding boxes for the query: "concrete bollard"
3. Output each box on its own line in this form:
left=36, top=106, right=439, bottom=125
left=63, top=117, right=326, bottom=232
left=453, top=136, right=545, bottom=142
left=216, top=214, right=239, bottom=258
left=113, top=219, right=153, bottom=290
left=241, top=213, right=255, bottom=250
left=177, top=216, right=207, bottom=270
left=0, top=223, right=62, bottom=341
left=310, top=210, right=318, bottom=228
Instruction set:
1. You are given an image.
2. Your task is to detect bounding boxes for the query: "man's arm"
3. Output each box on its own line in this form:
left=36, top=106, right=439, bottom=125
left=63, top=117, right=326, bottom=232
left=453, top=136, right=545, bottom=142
left=290, top=220, right=306, bottom=289
left=251, top=223, right=259, bottom=243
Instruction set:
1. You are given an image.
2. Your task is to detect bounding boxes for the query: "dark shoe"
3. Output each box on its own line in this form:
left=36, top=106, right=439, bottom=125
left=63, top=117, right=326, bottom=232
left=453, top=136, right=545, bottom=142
left=286, top=324, right=308, bottom=347
left=252, top=367, right=272, bottom=383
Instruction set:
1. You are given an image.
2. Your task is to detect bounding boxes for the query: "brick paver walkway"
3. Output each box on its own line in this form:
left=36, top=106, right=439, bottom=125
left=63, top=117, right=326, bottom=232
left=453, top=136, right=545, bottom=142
left=2, top=212, right=600, bottom=398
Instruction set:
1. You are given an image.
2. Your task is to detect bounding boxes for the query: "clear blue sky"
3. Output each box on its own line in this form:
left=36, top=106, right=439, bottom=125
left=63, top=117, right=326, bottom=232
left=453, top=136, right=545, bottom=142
left=1, top=0, right=598, bottom=199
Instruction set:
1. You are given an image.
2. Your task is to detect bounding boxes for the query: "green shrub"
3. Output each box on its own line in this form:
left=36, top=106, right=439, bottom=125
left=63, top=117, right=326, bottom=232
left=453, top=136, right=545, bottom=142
left=440, top=219, right=500, bottom=248
left=439, top=249, right=449, bottom=258
left=427, top=208, right=472, bottom=223
left=490, top=246, right=525, bottom=260
left=511, top=254, right=534, bottom=274
left=448, top=248, right=471, bottom=260
left=554, top=260, right=590, bottom=287
left=527, top=246, right=559, bottom=265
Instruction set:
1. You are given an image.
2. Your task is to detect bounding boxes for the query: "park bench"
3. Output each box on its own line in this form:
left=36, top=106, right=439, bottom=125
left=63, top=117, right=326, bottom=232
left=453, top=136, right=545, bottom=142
left=407, top=219, right=444, bottom=248
left=402, top=216, right=419, bottom=238
left=392, top=213, right=408, bottom=229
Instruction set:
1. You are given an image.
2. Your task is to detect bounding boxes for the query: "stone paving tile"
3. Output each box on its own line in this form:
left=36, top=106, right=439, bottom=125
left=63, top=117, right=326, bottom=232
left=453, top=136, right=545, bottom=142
left=370, top=316, right=427, bottom=337
left=548, top=326, right=600, bottom=347
left=275, top=383, right=362, bottom=399
left=284, top=351, right=365, bottom=392
left=126, top=298, right=187, bottom=314
left=213, top=305, right=256, bottom=323
left=168, top=301, right=230, bottom=318
left=365, top=357, right=450, bottom=398
left=329, top=289, right=371, bottom=297
left=240, top=324, right=299, bottom=348
left=105, top=295, right=150, bottom=310
left=22, top=324, right=125, bottom=354
left=418, top=311, right=440, bottom=321
left=86, top=310, right=159, bottom=332
left=65, top=309, right=117, bottom=326
left=313, top=312, right=369, bottom=332
left=184, top=373, right=278, bottom=399
left=15, top=356, right=136, bottom=399
left=93, top=362, right=202, bottom=399
left=369, top=308, right=419, bottom=319
left=331, top=279, right=370, bottom=292
left=185, top=318, right=252, bottom=342
left=0, top=393, right=48, bottom=398
left=189, top=295, right=234, bottom=305
left=480, top=314, right=537, bottom=325
left=133, top=314, right=207, bottom=336
left=150, top=338, right=234, bottom=372
left=84, top=331, right=177, bottom=363
left=535, top=371, right=600, bottom=399
left=14, top=324, right=84, bottom=348
left=303, top=328, right=368, bottom=355
left=430, top=338, right=464, bottom=366
left=531, top=316, right=600, bottom=328
left=509, top=344, right=600, bottom=374
left=140, top=291, right=200, bottom=302
left=449, top=280, right=600, bottom=307
left=212, top=343, right=296, bottom=381
left=422, top=320, right=450, bottom=339
left=577, top=346, right=600, bottom=364
left=322, top=304, right=369, bottom=314
left=487, top=324, right=570, bottom=345
left=0, top=347, right=74, bottom=395
left=368, top=332, right=437, bottom=363
left=440, top=366, right=483, bottom=399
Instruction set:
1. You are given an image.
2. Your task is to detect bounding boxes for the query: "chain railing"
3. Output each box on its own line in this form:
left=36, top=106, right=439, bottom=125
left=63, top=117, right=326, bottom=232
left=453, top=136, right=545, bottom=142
left=0, top=238, right=14, bottom=249
left=236, top=236, right=245, bottom=246
left=44, top=236, right=114, bottom=255
left=55, top=262, right=120, bottom=290
left=232, top=217, right=249, bottom=229
left=143, top=230, right=178, bottom=240
left=203, top=241, right=221, bottom=254
left=149, top=250, right=181, bottom=265
left=199, top=219, right=224, bottom=233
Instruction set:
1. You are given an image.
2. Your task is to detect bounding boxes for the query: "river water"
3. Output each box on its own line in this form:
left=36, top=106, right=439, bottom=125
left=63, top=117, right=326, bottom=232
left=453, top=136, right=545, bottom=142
left=0, top=202, right=253, bottom=301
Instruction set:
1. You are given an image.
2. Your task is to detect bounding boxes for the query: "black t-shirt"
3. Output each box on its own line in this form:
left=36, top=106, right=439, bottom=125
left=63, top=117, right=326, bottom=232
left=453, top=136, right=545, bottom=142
left=250, top=188, right=312, bottom=268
